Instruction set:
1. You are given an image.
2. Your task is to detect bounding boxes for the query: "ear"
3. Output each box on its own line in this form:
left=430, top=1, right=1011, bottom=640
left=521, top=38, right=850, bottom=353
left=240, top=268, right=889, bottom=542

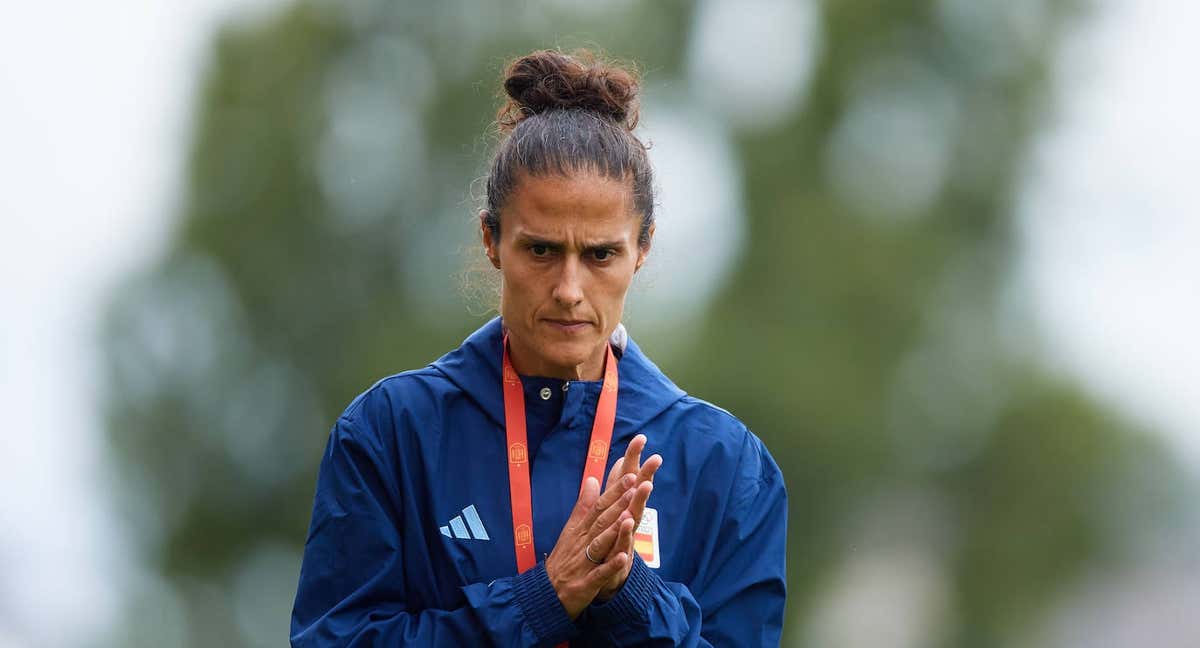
left=635, top=223, right=655, bottom=273
left=480, top=210, right=501, bottom=269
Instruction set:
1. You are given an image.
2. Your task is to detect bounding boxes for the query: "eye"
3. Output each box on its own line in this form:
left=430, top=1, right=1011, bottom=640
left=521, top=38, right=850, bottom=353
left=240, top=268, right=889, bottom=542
left=591, top=248, right=615, bottom=262
left=530, top=244, right=549, bottom=257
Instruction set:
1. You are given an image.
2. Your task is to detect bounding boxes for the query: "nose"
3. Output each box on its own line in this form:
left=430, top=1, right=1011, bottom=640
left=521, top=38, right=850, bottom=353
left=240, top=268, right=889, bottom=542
left=551, top=255, right=584, bottom=307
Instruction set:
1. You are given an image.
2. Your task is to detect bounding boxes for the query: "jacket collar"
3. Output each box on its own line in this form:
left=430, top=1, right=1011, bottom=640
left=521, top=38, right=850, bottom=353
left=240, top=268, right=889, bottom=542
left=431, top=316, right=687, bottom=434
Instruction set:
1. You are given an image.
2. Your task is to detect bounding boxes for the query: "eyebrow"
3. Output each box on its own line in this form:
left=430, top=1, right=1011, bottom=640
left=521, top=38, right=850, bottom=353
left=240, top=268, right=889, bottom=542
left=515, top=234, right=627, bottom=251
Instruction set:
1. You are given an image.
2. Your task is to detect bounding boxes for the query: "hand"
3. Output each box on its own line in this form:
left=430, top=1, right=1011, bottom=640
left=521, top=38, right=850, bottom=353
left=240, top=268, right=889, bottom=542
left=544, top=474, right=638, bottom=619
left=596, top=435, right=662, bottom=601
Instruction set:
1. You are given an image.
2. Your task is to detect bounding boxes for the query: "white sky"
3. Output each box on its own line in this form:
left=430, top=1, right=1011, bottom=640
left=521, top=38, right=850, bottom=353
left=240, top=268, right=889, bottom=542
left=1016, top=0, right=1200, bottom=463
left=0, top=0, right=1196, bottom=646
left=0, top=2, right=282, bottom=645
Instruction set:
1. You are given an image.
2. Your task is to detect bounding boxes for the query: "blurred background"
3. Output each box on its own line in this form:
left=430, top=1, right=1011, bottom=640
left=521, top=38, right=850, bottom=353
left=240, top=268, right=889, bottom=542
left=2, top=0, right=1198, bottom=646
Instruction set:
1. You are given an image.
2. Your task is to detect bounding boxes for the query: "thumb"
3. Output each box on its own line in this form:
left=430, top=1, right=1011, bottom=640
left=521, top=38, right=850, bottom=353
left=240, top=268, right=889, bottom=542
left=570, top=476, right=601, bottom=522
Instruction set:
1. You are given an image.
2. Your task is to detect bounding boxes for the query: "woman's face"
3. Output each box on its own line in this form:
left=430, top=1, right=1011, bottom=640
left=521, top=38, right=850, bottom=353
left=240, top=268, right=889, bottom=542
left=481, top=171, right=651, bottom=379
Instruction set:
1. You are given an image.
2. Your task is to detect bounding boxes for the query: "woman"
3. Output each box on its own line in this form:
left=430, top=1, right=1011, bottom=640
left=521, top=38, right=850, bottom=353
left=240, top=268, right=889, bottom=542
left=291, top=49, right=786, bottom=646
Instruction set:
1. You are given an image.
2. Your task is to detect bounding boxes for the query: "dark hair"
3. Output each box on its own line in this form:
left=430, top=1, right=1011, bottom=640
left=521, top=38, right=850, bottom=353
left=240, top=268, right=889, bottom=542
left=483, top=49, right=654, bottom=249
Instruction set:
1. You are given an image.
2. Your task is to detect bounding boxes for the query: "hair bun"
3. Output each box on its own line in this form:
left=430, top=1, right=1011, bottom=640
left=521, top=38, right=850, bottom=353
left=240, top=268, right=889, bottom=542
left=497, top=49, right=640, bottom=132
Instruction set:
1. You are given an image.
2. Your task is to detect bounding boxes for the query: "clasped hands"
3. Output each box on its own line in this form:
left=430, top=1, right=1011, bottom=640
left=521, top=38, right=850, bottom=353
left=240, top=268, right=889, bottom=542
left=544, top=434, right=662, bottom=620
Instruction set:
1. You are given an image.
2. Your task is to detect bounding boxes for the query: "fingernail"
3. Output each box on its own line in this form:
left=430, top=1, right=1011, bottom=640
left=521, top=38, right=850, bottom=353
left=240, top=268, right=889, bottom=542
left=622, top=474, right=635, bottom=486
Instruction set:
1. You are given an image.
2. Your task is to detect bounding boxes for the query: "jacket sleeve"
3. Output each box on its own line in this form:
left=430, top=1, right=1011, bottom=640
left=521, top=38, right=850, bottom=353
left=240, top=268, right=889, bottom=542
left=291, top=416, right=579, bottom=647
left=578, top=430, right=788, bottom=646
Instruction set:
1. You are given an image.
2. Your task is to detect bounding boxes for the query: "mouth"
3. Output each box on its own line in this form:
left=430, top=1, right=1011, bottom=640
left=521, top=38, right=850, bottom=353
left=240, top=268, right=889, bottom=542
left=544, top=318, right=592, bottom=333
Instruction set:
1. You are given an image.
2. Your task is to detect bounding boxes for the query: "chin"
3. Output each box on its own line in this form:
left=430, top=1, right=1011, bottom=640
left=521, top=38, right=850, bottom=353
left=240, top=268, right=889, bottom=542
left=535, top=334, right=597, bottom=366
left=539, top=340, right=592, bottom=367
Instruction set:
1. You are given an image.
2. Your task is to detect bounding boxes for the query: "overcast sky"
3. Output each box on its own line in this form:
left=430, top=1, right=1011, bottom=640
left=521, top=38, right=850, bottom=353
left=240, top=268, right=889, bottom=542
left=0, top=3, right=282, bottom=644
left=0, top=1, right=1196, bottom=645
left=1016, top=0, right=1200, bottom=462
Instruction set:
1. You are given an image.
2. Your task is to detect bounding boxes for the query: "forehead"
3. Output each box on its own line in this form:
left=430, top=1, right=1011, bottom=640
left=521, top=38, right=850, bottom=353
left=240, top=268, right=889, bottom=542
left=503, top=171, right=639, bottom=241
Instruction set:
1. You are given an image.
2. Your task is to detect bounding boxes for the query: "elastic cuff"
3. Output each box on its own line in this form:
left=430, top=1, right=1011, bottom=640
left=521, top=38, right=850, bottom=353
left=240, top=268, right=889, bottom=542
left=587, top=553, right=657, bottom=628
left=513, top=563, right=576, bottom=645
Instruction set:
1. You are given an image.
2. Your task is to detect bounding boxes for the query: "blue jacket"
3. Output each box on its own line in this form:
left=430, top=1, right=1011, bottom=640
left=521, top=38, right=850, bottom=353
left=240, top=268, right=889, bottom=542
left=291, top=317, right=787, bottom=646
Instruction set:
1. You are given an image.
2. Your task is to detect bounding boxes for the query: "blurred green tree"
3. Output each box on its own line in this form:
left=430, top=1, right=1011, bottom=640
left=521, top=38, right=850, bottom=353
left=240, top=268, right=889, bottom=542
left=102, top=1, right=1181, bottom=646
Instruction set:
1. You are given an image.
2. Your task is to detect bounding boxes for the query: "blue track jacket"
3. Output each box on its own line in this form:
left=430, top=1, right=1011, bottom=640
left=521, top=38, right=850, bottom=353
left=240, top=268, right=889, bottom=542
left=291, top=317, right=786, bottom=646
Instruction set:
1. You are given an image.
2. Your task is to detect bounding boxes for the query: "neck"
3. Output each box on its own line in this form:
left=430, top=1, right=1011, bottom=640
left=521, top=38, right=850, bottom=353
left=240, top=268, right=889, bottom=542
left=506, top=333, right=607, bottom=381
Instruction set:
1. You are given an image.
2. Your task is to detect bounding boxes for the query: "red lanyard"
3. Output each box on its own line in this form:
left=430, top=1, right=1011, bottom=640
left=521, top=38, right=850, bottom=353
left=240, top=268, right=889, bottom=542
left=502, top=332, right=619, bottom=573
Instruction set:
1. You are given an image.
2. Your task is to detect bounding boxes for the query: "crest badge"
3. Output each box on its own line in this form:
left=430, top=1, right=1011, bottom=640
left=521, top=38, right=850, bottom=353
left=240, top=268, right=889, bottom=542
left=515, top=523, right=532, bottom=547
left=588, top=439, right=608, bottom=463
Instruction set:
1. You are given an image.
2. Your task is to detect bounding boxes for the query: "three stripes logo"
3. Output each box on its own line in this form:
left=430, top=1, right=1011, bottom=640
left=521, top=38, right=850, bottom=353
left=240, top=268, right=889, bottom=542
left=439, top=504, right=490, bottom=541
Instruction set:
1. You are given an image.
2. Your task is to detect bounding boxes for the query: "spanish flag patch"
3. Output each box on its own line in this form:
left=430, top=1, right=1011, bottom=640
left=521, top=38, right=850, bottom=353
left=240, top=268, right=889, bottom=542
left=633, top=507, right=661, bottom=568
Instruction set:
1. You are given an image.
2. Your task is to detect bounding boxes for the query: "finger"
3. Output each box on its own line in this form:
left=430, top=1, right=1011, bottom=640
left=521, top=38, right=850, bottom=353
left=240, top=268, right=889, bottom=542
left=588, top=486, right=635, bottom=538
left=605, top=458, right=624, bottom=492
left=606, top=436, right=650, bottom=492
left=569, top=476, right=602, bottom=524
left=620, top=434, right=647, bottom=479
left=586, top=473, right=636, bottom=526
left=587, top=549, right=629, bottom=586
left=604, top=515, right=635, bottom=561
left=586, top=510, right=629, bottom=561
left=626, top=481, right=654, bottom=528
left=637, top=453, right=662, bottom=484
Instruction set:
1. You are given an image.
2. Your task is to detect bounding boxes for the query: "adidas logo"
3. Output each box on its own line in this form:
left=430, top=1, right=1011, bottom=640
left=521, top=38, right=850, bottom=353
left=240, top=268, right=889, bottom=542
left=439, top=504, right=490, bottom=540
